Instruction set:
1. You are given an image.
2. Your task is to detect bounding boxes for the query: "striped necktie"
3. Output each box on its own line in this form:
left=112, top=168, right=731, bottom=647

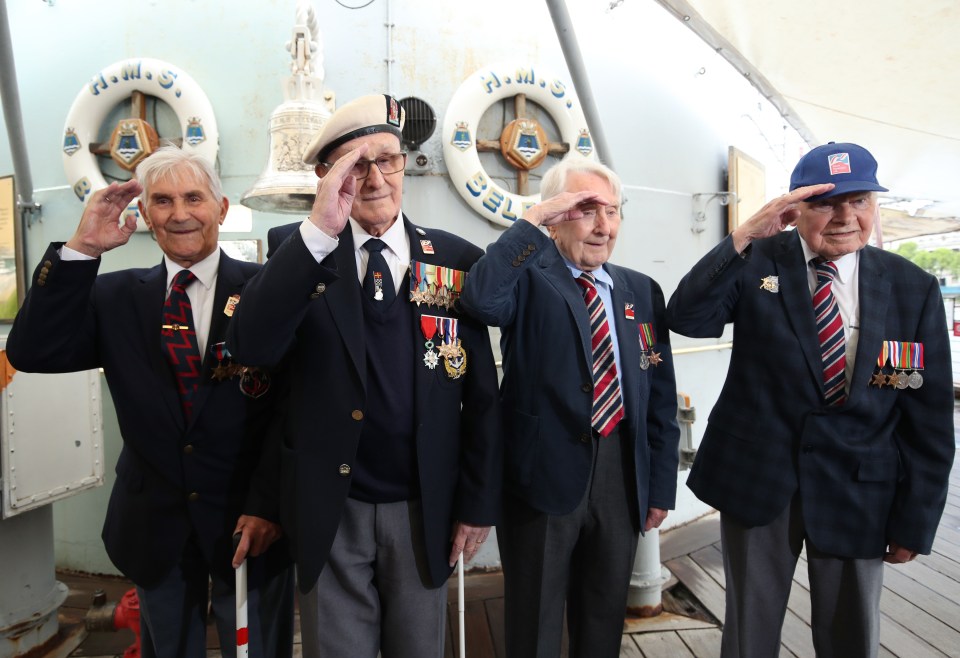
left=162, top=269, right=202, bottom=421
left=812, top=259, right=846, bottom=406
left=576, top=273, right=624, bottom=437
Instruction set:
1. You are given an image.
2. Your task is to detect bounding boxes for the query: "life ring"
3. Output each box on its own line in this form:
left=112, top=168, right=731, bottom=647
left=61, top=58, right=219, bottom=229
left=442, top=65, right=596, bottom=228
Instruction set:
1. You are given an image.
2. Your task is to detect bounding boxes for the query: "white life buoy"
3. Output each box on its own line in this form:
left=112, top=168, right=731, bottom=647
left=442, top=65, right=596, bottom=228
left=61, top=58, right=219, bottom=229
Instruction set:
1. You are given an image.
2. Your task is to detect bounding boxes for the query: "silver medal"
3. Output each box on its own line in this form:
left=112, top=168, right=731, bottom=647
left=639, top=351, right=650, bottom=371
left=907, top=371, right=923, bottom=389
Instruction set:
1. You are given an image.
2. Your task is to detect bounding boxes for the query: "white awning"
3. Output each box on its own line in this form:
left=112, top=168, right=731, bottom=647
left=653, top=0, right=960, bottom=240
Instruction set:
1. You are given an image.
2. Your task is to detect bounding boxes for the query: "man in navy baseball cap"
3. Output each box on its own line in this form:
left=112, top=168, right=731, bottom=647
left=790, top=141, right=889, bottom=203
left=668, top=139, right=954, bottom=657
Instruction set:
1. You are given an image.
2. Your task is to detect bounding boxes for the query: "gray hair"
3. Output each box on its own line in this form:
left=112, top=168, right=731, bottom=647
left=539, top=157, right=622, bottom=208
left=135, top=145, right=223, bottom=203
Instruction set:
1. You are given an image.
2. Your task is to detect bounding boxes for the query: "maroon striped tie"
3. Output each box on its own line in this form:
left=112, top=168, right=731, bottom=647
left=161, top=270, right=202, bottom=420
left=576, top=273, right=624, bottom=437
left=812, top=259, right=846, bottom=406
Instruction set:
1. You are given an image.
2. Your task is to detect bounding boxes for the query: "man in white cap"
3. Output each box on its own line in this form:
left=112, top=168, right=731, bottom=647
left=227, top=94, right=502, bottom=658
left=668, top=142, right=954, bottom=657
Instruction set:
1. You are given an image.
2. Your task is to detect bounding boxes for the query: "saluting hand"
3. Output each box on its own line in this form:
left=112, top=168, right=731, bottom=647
left=65, top=180, right=142, bottom=258
left=308, top=144, right=370, bottom=238
left=730, top=183, right=835, bottom=253
left=522, top=190, right=613, bottom=227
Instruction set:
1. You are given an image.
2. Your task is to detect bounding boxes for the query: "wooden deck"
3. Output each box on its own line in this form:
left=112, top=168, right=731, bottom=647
left=53, top=450, right=960, bottom=658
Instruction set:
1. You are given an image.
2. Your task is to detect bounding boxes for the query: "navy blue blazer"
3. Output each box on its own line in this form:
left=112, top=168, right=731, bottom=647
left=459, top=220, right=680, bottom=525
left=6, top=246, right=288, bottom=588
left=227, top=218, right=502, bottom=593
left=667, top=232, right=955, bottom=558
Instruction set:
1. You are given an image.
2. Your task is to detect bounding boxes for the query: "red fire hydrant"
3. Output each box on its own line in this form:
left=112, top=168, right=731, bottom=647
left=86, top=587, right=142, bottom=658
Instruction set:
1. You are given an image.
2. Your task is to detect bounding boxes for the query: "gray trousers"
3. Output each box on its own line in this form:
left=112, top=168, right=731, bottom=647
left=499, top=425, right=639, bottom=658
left=298, top=498, right=447, bottom=658
left=720, top=497, right=883, bottom=658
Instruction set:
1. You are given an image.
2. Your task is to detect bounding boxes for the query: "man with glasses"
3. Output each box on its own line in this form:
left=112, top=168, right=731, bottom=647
left=228, top=94, right=502, bottom=658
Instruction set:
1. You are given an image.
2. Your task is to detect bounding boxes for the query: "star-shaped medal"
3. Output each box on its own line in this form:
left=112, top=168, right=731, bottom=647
left=437, top=340, right=461, bottom=360
left=211, top=362, right=232, bottom=381
left=870, top=372, right=888, bottom=388
left=423, top=350, right=440, bottom=369
left=648, top=351, right=662, bottom=366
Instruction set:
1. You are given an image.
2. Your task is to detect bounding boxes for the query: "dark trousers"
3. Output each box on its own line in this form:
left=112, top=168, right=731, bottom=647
left=499, top=425, right=639, bottom=658
left=137, top=534, right=295, bottom=658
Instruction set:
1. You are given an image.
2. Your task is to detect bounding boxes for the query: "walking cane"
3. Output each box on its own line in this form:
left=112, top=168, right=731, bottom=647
left=458, top=558, right=466, bottom=658
left=233, top=533, right=249, bottom=658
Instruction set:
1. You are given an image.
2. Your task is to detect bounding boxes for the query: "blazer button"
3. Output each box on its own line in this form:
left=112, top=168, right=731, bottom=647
left=581, top=383, right=592, bottom=393
left=309, top=292, right=320, bottom=299
left=511, top=260, right=521, bottom=267
left=527, top=244, right=536, bottom=251
left=183, top=444, right=194, bottom=454
left=187, top=492, right=200, bottom=502
left=338, top=464, right=352, bottom=476
left=43, top=260, right=53, bottom=268
left=351, top=410, right=364, bottom=421
left=579, top=433, right=591, bottom=443
left=315, top=283, right=326, bottom=293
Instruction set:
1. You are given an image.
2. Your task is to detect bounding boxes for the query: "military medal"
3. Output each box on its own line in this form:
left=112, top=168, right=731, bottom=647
left=648, top=351, right=662, bottom=366
left=420, top=239, right=435, bottom=254
left=421, top=314, right=441, bottom=369
left=437, top=317, right=467, bottom=379
left=409, top=261, right=467, bottom=311
left=869, top=371, right=888, bottom=388
left=904, top=341, right=924, bottom=389
left=871, top=341, right=890, bottom=388
left=638, top=322, right=657, bottom=370
left=210, top=342, right=236, bottom=381
left=624, top=303, right=635, bottom=321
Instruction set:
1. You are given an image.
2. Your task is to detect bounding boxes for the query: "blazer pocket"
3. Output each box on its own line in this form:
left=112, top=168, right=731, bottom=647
left=505, top=409, right=540, bottom=486
left=856, top=457, right=899, bottom=483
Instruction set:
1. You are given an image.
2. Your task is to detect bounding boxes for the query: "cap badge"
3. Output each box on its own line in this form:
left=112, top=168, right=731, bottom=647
left=828, top=153, right=851, bottom=175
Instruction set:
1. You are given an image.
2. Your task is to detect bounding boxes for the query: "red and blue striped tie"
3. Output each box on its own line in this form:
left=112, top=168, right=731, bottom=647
left=162, top=270, right=202, bottom=421
left=577, top=273, right=624, bottom=437
left=812, top=259, right=846, bottom=406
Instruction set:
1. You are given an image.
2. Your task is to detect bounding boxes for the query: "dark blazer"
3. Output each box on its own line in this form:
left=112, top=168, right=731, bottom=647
left=667, top=232, right=955, bottom=558
left=459, top=219, right=680, bottom=525
left=227, top=218, right=502, bottom=593
left=6, top=246, right=288, bottom=588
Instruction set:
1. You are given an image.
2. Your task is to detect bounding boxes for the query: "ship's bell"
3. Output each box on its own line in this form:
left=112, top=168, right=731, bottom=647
left=241, top=4, right=334, bottom=213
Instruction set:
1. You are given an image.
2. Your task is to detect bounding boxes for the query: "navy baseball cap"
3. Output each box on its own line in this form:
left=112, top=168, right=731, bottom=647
left=789, top=142, right=888, bottom=202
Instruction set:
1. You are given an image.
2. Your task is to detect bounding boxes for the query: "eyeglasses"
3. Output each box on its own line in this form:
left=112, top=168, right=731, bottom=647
left=323, top=152, right=407, bottom=180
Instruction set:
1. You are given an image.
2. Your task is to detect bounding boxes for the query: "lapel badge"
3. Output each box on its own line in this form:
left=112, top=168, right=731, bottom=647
left=223, top=293, right=241, bottom=317
left=420, top=239, right=435, bottom=255
left=759, top=276, right=779, bottom=293
left=624, top=303, right=635, bottom=320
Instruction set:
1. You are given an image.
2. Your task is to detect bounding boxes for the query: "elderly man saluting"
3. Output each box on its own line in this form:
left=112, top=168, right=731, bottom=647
left=667, top=142, right=955, bottom=658
left=6, top=146, right=293, bottom=658
left=227, top=94, right=501, bottom=658
left=460, top=158, right=680, bottom=658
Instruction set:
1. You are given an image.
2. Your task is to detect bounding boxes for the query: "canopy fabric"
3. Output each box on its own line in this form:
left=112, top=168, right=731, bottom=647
left=653, top=0, right=960, bottom=240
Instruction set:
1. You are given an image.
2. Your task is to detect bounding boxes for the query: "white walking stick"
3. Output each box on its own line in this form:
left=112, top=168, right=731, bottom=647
left=234, top=533, right=249, bottom=658
left=458, top=557, right=466, bottom=658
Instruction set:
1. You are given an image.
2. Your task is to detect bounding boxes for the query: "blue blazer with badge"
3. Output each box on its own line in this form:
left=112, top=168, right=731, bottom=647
left=667, top=231, right=955, bottom=557
left=459, top=219, right=680, bottom=525
left=6, top=246, right=288, bottom=588
left=227, top=218, right=502, bottom=593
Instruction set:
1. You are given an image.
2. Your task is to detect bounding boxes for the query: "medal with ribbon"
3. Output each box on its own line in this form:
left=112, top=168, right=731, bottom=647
left=436, top=316, right=468, bottom=379
left=409, top=261, right=467, bottom=310
left=421, top=314, right=441, bottom=369
left=638, top=322, right=661, bottom=369
left=209, top=342, right=270, bottom=397
left=870, top=340, right=890, bottom=387
left=888, top=340, right=909, bottom=389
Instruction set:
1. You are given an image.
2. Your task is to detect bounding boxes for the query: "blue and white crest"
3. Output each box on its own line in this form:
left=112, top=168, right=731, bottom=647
left=451, top=122, right=472, bottom=152
left=576, top=129, right=593, bottom=156
left=115, top=125, right=142, bottom=164
left=63, top=128, right=81, bottom=156
left=185, top=117, right=206, bottom=146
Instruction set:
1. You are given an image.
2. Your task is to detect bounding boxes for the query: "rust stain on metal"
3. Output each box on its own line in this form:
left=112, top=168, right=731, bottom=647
left=626, top=603, right=664, bottom=618
left=0, top=350, right=17, bottom=391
